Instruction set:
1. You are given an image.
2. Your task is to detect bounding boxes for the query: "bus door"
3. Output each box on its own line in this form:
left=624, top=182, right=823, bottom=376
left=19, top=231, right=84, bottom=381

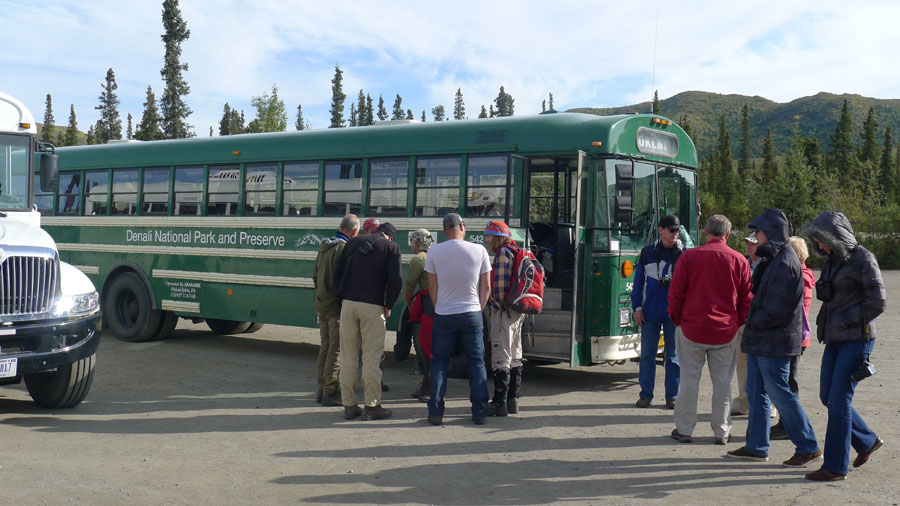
left=521, top=151, right=588, bottom=366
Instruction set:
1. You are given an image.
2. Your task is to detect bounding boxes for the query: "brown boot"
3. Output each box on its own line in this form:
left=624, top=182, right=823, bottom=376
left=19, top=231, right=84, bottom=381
left=362, top=404, right=393, bottom=421
left=343, top=405, right=362, bottom=420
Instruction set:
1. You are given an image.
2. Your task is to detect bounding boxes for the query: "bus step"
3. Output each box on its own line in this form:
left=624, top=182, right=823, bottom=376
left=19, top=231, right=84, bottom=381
left=524, top=331, right=571, bottom=358
left=542, top=288, right=563, bottom=311
left=532, top=310, right=572, bottom=333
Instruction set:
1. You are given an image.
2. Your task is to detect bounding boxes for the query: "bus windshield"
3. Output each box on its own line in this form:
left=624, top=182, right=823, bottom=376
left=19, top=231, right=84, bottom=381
left=0, top=133, right=31, bottom=211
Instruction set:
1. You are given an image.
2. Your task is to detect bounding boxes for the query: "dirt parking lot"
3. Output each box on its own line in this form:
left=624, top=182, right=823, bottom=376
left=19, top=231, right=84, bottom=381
left=2, top=273, right=899, bottom=505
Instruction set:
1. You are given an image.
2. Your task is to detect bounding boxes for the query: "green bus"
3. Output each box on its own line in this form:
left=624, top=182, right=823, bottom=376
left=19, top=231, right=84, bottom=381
left=35, top=112, right=698, bottom=367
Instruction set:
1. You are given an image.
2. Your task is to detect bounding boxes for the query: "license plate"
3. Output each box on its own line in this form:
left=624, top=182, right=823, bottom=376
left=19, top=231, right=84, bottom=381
left=0, top=357, right=17, bottom=378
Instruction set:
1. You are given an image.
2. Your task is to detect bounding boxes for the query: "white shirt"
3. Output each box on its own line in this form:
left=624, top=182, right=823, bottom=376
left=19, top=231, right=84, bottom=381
left=425, top=239, right=492, bottom=315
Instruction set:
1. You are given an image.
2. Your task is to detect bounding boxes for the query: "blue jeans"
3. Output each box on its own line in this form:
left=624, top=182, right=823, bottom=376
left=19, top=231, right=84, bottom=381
left=820, top=339, right=878, bottom=474
left=745, top=354, right=819, bottom=455
left=638, top=319, right=679, bottom=400
left=428, top=311, right=489, bottom=419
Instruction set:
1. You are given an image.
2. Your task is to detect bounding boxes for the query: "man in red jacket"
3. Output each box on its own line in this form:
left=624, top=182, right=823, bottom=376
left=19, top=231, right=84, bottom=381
left=667, top=214, right=752, bottom=444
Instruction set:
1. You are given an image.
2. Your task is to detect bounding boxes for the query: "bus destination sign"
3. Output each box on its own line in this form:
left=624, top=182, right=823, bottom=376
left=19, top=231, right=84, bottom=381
left=635, top=127, right=678, bottom=158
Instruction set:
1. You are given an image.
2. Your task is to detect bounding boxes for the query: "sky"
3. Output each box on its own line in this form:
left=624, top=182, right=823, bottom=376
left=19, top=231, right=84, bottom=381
left=2, top=0, right=899, bottom=137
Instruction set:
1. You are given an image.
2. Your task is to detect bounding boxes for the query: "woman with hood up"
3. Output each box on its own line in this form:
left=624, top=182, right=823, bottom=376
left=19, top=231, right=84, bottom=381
left=804, top=211, right=886, bottom=481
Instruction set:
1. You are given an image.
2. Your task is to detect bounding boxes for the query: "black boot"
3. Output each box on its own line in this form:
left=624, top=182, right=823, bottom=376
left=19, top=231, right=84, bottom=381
left=507, top=366, right=522, bottom=414
left=487, top=369, right=510, bottom=417
left=411, top=356, right=431, bottom=402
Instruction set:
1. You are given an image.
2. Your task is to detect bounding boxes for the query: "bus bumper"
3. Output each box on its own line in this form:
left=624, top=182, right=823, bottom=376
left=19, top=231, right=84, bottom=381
left=0, top=313, right=101, bottom=377
left=590, top=332, right=642, bottom=362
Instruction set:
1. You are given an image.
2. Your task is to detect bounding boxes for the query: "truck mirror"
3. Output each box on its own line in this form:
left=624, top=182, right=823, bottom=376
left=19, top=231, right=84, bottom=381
left=615, top=163, right=634, bottom=191
left=40, top=154, right=59, bottom=193
left=614, top=195, right=634, bottom=223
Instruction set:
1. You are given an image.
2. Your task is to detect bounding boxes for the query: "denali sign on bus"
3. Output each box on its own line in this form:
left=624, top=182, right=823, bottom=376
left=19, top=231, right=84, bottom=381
left=636, top=127, right=679, bottom=158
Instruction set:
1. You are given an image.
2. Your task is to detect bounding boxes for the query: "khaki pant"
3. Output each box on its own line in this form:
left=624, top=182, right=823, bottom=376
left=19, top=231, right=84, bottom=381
left=674, top=327, right=739, bottom=439
left=339, top=300, right=386, bottom=408
left=316, top=313, right=341, bottom=396
left=489, top=309, right=525, bottom=371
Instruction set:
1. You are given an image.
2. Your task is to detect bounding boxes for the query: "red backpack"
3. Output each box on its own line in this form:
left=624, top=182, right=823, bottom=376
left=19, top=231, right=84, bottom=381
left=503, top=243, right=545, bottom=314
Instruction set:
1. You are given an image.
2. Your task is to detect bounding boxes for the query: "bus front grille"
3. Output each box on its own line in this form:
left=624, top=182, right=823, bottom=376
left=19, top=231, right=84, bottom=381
left=0, top=255, right=59, bottom=316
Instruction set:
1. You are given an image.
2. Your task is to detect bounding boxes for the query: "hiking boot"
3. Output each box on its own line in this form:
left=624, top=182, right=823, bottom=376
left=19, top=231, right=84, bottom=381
left=853, top=437, right=884, bottom=468
left=665, top=398, right=676, bottom=410
left=726, top=446, right=768, bottom=462
left=343, top=405, right=362, bottom=420
left=507, top=367, right=522, bottom=414
left=487, top=402, right=508, bottom=417
left=427, top=415, right=443, bottom=426
left=670, top=429, right=692, bottom=443
left=507, top=397, right=519, bottom=414
left=362, top=404, right=392, bottom=421
left=769, top=421, right=789, bottom=440
left=321, top=392, right=343, bottom=407
left=636, top=397, right=652, bottom=408
left=472, top=416, right=486, bottom=425
left=783, top=450, right=823, bottom=468
left=805, top=467, right=846, bottom=481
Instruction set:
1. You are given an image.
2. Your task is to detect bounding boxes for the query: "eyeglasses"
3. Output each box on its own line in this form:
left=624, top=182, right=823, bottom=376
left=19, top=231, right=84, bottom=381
left=667, top=227, right=680, bottom=233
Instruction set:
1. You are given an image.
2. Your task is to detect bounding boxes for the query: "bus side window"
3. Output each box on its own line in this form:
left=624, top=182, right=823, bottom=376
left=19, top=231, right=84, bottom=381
left=57, top=172, right=81, bottom=215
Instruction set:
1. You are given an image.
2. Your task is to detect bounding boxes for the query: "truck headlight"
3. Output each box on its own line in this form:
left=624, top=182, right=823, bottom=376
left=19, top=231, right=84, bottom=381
left=53, top=291, right=100, bottom=317
left=618, top=307, right=632, bottom=327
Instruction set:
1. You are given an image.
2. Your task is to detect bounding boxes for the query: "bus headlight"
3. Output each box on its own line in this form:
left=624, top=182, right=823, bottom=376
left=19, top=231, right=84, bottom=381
left=53, top=291, right=100, bottom=317
left=618, top=307, right=632, bottom=327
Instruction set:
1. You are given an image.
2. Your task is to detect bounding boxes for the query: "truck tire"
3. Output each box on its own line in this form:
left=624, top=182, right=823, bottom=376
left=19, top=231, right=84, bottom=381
left=25, top=355, right=96, bottom=409
left=244, top=322, right=264, bottom=333
left=152, top=311, right=179, bottom=340
left=103, top=272, right=161, bottom=342
left=206, top=319, right=251, bottom=335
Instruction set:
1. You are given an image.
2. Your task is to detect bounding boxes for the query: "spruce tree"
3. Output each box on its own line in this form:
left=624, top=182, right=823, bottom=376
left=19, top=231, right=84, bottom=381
left=738, top=104, right=751, bottom=184
left=392, top=94, right=404, bottom=120
left=366, top=94, right=374, bottom=125
left=377, top=95, right=388, bottom=121
left=94, top=68, right=123, bottom=143
left=762, top=128, right=778, bottom=183
left=356, top=90, right=367, bottom=126
left=494, top=86, right=514, bottom=117
left=880, top=126, right=895, bottom=203
left=860, top=106, right=879, bottom=163
left=209, top=126, right=213, bottom=136
left=406, top=109, right=414, bottom=120
left=126, top=113, right=133, bottom=139
left=41, top=94, right=55, bottom=143
left=56, top=130, right=65, bottom=147
left=431, top=105, right=445, bottom=121
left=716, top=115, right=732, bottom=180
left=829, top=99, right=854, bottom=179
left=652, top=90, right=661, bottom=115
left=453, top=88, right=465, bottom=120
left=86, top=125, right=95, bottom=145
left=542, top=100, right=546, bottom=113
left=64, top=105, right=79, bottom=146
left=135, top=85, right=163, bottom=140
left=478, top=105, right=488, bottom=119
left=548, top=92, right=554, bottom=111
left=295, top=104, right=306, bottom=131
left=160, top=0, right=193, bottom=138
left=329, top=65, right=346, bottom=128
left=489, top=104, right=496, bottom=118
left=349, top=103, right=357, bottom=127
left=219, top=103, right=234, bottom=135
left=421, top=110, right=426, bottom=122
left=248, top=84, right=287, bottom=133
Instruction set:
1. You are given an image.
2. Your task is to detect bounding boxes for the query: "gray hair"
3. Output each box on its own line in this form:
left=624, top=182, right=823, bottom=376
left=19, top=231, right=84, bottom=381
left=339, top=214, right=360, bottom=233
left=705, top=214, right=732, bottom=238
left=410, top=228, right=435, bottom=251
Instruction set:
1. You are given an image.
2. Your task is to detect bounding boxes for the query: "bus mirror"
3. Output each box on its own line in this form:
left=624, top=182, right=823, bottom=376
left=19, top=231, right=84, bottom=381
left=614, top=195, right=634, bottom=223
left=39, top=154, right=59, bottom=193
left=615, top=163, right=634, bottom=191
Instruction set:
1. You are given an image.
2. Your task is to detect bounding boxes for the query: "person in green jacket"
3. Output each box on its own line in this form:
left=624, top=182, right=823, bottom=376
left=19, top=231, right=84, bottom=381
left=314, top=214, right=359, bottom=406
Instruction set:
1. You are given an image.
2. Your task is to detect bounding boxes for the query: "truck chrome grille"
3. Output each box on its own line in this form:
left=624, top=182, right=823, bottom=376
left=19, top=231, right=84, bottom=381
left=1, top=255, right=59, bottom=316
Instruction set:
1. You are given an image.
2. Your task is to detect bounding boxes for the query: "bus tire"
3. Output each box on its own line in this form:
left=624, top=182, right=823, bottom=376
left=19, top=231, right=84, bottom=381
left=25, top=355, right=96, bottom=409
left=244, top=322, right=264, bottom=333
left=206, top=319, right=251, bottom=335
left=152, top=311, right=179, bottom=340
left=103, top=272, right=162, bottom=342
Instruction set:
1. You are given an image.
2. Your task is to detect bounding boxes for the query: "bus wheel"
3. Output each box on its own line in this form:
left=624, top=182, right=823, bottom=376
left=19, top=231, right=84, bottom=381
left=103, top=272, right=162, bottom=342
left=244, top=322, right=264, bottom=333
left=206, top=319, right=251, bottom=335
left=152, top=311, right=179, bottom=340
left=25, top=355, right=96, bottom=409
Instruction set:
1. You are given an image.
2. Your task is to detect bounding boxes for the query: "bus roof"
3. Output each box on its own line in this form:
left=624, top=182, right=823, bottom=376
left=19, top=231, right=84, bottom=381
left=0, top=90, right=37, bottom=135
left=55, top=112, right=698, bottom=169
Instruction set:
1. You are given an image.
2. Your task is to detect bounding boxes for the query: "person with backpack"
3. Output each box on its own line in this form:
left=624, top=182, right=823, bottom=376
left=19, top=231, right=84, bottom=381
left=484, top=220, right=543, bottom=416
left=631, top=214, right=684, bottom=410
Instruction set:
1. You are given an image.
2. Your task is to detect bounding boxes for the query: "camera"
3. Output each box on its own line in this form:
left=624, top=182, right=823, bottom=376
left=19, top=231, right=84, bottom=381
left=658, top=276, right=671, bottom=287
left=815, top=279, right=833, bottom=302
left=850, top=358, right=876, bottom=383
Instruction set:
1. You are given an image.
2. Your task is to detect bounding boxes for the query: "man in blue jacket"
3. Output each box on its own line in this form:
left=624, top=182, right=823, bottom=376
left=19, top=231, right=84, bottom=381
left=632, top=214, right=684, bottom=409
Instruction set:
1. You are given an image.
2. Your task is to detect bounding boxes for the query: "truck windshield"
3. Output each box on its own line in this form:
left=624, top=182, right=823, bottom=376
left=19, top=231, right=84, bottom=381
left=0, top=133, right=31, bottom=211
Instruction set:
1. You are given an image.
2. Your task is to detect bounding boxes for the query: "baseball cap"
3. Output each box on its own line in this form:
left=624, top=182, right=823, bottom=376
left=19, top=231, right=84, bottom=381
left=659, top=214, right=680, bottom=229
left=376, top=222, right=397, bottom=240
left=362, top=217, right=380, bottom=233
left=484, top=220, right=511, bottom=237
left=442, top=212, right=463, bottom=231
left=744, top=233, right=758, bottom=244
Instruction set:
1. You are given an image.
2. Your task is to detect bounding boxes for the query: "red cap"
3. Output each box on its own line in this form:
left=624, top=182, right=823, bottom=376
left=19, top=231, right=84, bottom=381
left=362, top=217, right=380, bottom=233
left=484, top=220, right=511, bottom=238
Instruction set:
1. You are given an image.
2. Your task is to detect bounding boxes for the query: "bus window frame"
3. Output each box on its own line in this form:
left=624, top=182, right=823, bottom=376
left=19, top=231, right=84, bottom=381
left=367, top=156, right=410, bottom=217
left=84, top=168, right=110, bottom=216
left=282, top=159, right=319, bottom=217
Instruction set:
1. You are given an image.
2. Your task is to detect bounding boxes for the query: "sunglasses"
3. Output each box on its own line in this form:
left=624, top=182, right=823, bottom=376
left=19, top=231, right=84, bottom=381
left=667, top=227, right=680, bottom=233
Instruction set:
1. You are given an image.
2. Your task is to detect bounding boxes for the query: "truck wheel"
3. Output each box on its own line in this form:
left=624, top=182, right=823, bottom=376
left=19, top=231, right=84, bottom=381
left=206, top=319, right=251, bottom=335
left=244, top=322, right=264, bottom=333
left=103, top=272, right=161, bottom=342
left=152, top=311, right=179, bottom=340
left=25, top=355, right=96, bottom=409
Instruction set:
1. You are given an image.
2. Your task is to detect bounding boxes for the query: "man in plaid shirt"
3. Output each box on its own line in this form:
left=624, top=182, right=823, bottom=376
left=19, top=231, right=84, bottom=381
left=484, top=220, right=526, bottom=416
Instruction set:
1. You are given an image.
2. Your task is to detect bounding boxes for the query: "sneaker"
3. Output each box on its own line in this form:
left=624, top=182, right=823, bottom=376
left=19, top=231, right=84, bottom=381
left=853, top=437, right=884, bottom=468
left=769, top=421, right=789, bottom=440
left=362, top=404, right=392, bottom=421
left=321, top=392, right=343, bottom=407
left=472, top=416, right=486, bottom=425
left=427, top=415, right=443, bottom=426
left=726, top=447, right=768, bottom=462
left=670, top=429, right=692, bottom=443
left=636, top=397, right=652, bottom=408
left=665, top=398, right=676, bottom=410
left=343, top=405, right=363, bottom=420
left=783, top=450, right=823, bottom=468
left=507, top=397, right=519, bottom=414
left=715, top=435, right=730, bottom=445
left=805, top=467, right=847, bottom=481
left=487, top=402, right=508, bottom=417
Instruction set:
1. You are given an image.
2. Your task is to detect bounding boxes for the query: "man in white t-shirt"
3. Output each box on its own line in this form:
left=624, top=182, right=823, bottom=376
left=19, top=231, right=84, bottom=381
left=425, top=213, right=492, bottom=425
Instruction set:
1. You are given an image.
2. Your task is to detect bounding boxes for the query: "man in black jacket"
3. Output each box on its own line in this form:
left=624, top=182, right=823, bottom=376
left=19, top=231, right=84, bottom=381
left=726, top=208, right=822, bottom=468
left=334, top=222, right=402, bottom=421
